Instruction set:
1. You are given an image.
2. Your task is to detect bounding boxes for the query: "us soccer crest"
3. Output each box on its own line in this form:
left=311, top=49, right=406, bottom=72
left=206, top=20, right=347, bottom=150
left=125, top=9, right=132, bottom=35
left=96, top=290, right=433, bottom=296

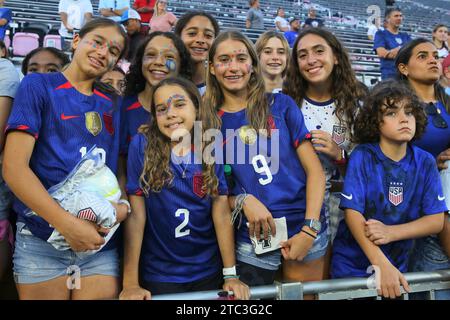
left=332, top=125, right=346, bottom=145
left=389, top=182, right=403, bottom=206
left=238, top=125, right=257, bottom=145
left=193, top=172, right=205, bottom=198
left=77, top=207, right=97, bottom=223
left=85, top=112, right=102, bottom=136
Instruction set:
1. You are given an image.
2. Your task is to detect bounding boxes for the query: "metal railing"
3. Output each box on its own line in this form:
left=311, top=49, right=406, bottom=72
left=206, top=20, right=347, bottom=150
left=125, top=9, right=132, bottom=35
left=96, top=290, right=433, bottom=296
left=153, top=269, right=450, bottom=300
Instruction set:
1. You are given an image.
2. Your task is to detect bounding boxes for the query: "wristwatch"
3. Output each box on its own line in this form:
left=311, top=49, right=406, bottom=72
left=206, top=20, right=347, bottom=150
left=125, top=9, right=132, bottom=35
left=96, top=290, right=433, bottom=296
left=118, top=199, right=131, bottom=215
left=303, top=219, right=321, bottom=233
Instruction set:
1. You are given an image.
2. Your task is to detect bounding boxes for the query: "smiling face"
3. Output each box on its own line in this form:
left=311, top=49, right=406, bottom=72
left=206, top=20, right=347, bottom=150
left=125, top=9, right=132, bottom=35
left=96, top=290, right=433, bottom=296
left=27, top=50, right=65, bottom=74
left=259, top=37, right=287, bottom=78
left=180, top=15, right=215, bottom=64
left=379, top=99, right=416, bottom=145
left=296, top=33, right=337, bottom=87
left=210, top=39, right=253, bottom=97
left=154, top=84, right=197, bottom=142
left=142, top=36, right=181, bottom=87
left=398, top=42, right=441, bottom=85
left=72, top=26, right=125, bottom=78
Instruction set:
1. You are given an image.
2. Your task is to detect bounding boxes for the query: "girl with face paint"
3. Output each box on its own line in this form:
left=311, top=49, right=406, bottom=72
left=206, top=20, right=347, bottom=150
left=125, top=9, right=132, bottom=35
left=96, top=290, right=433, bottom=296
left=3, top=18, right=129, bottom=300
left=121, top=31, right=192, bottom=157
left=175, top=11, right=220, bottom=95
left=203, top=31, right=328, bottom=293
left=120, top=77, right=250, bottom=299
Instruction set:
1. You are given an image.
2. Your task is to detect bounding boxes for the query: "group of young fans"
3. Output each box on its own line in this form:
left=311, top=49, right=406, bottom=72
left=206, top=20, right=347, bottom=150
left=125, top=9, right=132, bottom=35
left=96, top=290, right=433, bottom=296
left=0, top=8, right=449, bottom=301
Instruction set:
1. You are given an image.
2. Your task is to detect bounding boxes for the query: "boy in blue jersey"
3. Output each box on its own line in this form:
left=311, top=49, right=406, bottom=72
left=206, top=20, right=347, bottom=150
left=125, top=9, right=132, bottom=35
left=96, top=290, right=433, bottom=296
left=120, top=78, right=249, bottom=300
left=331, top=81, right=446, bottom=299
left=3, top=19, right=130, bottom=300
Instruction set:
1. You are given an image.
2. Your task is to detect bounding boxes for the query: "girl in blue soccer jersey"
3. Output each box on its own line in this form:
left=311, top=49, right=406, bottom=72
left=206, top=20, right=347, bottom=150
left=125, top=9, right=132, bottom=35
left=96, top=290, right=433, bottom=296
left=395, top=38, right=450, bottom=299
left=120, top=77, right=250, bottom=300
left=3, top=18, right=130, bottom=300
left=121, top=32, right=192, bottom=152
left=203, top=31, right=328, bottom=289
left=283, top=28, right=367, bottom=244
left=331, top=80, right=446, bottom=299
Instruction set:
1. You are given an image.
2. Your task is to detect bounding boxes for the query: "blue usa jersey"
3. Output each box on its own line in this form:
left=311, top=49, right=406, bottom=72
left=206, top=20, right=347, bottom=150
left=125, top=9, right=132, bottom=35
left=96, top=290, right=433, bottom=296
left=126, top=133, right=228, bottom=283
left=219, top=93, right=327, bottom=245
left=331, top=143, right=447, bottom=278
left=6, top=72, right=121, bottom=242
left=120, top=95, right=151, bottom=154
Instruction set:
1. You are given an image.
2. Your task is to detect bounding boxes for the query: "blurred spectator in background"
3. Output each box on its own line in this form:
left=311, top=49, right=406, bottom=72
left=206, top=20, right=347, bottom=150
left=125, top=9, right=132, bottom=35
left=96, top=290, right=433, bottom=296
left=0, top=40, right=7, bottom=58
left=121, top=8, right=147, bottom=61
left=284, top=17, right=300, bottom=48
left=367, top=16, right=383, bottom=41
left=441, top=55, right=450, bottom=95
left=149, top=0, right=177, bottom=32
left=432, top=24, right=448, bottom=59
left=246, top=0, right=264, bottom=30
left=374, top=7, right=411, bottom=80
left=58, top=0, right=93, bottom=38
left=304, top=8, right=323, bottom=28
left=0, top=0, right=12, bottom=41
left=100, top=66, right=126, bottom=95
left=133, top=0, right=156, bottom=23
left=99, top=0, right=130, bottom=22
left=21, top=47, right=70, bottom=75
left=274, top=7, right=289, bottom=32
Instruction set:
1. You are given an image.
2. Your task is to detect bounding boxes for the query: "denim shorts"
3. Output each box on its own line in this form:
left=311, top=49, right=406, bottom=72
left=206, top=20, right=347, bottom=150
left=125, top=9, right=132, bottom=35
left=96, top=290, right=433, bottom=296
left=13, top=223, right=120, bottom=284
left=408, top=236, right=450, bottom=300
left=236, top=231, right=329, bottom=271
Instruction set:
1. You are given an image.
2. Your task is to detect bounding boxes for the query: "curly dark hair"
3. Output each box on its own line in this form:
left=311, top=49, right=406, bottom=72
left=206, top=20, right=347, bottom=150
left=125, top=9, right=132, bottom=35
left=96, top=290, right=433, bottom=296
left=139, top=77, right=219, bottom=196
left=124, top=32, right=193, bottom=96
left=283, top=27, right=366, bottom=130
left=354, top=80, right=427, bottom=144
left=174, top=11, right=220, bottom=38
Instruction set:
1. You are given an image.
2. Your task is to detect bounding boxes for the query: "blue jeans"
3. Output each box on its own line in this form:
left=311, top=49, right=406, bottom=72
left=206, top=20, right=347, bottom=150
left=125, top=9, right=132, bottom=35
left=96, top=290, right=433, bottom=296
left=409, top=236, right=450, bottom=300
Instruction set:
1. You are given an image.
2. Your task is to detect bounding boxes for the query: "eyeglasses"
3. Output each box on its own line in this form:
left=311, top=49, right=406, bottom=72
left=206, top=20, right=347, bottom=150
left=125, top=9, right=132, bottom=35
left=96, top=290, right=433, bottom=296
left=425, top=102, right=448, bottom=129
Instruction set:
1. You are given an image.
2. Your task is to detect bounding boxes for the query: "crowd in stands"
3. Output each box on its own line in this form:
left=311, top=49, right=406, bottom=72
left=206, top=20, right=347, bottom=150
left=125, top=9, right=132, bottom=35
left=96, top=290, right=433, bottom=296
left=0, top=0, right=449, bottom=301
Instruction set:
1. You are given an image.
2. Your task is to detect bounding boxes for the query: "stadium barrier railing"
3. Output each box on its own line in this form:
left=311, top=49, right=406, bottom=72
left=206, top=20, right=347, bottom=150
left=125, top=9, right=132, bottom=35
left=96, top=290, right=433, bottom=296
left=152, top=269, right=450, bottom=300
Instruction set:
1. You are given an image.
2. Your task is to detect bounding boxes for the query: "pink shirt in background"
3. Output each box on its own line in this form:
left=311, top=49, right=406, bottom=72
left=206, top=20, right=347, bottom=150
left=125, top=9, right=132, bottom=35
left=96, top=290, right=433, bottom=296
left=149, top=12, right=177, bottom=32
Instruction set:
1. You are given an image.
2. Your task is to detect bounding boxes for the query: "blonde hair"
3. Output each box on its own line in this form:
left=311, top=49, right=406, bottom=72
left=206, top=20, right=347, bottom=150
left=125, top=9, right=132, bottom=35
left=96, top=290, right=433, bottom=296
left=154, top=0, right=167, bottom=17
left=202, top=31, right=270, bottom=134
left=255, top=30, right=290, bottom=77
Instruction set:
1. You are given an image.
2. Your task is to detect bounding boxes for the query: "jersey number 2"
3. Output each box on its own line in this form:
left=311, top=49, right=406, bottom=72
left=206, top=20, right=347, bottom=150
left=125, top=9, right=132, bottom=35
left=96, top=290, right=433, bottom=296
left=175, top=209, right=190, bottom=238
left=252, top=155, right=273, bottom=185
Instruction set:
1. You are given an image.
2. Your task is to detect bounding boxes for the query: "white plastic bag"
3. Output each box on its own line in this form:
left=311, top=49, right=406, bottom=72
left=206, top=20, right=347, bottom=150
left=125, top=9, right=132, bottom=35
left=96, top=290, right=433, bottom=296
left=26, top=146, right=121, bottom=257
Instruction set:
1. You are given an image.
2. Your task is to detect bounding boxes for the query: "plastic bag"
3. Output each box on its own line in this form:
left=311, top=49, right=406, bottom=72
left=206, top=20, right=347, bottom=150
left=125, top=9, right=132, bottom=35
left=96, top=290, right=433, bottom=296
left=26, top=146, right=121, bottom=257
left=440, top=160, right=450, bottom=210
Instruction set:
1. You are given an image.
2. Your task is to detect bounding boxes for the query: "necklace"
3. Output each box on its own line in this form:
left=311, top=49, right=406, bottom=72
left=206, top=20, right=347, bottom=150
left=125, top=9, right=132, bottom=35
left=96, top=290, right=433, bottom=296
left=179, top=162, right=188, bottom=179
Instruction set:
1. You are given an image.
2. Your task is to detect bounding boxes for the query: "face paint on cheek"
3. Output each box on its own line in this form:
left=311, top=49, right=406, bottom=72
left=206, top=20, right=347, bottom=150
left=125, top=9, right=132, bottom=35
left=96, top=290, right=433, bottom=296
left=166, top=59, right=177, bottom=72
left=246, top=64, right=253, bottom=73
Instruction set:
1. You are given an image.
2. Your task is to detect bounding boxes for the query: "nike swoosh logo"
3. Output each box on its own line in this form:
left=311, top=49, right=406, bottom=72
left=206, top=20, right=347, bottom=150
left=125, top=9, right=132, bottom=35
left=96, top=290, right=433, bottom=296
left=61, top=113, right=80, bottom=120
left=438, top=195, right=445, bottom=201
left=342, top=193, right=353, bottom=200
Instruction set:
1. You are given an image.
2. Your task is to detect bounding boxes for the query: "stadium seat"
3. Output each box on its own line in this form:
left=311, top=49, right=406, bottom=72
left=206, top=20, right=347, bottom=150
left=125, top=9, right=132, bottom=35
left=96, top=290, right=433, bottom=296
left=22, top=22, right=50, bottom=46
left=43, top=34, right=62, bottom=50
left=3, top=34, right=10, bottom=50
left=12, top=32, right=39, bottom=56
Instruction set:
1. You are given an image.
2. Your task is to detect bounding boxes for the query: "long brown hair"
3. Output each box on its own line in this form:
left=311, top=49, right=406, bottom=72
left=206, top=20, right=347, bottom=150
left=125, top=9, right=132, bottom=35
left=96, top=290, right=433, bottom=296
left=283, top=28, right=365, bottom=130
left=203, top=31, right=270, bottom=134
left=139, top=77, right=219, bottom=196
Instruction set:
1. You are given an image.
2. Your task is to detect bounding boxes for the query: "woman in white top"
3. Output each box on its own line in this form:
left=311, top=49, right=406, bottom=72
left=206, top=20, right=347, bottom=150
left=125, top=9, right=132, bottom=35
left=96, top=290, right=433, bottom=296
left=432, top=24, right=449, bottom=59
left=274, top=8, right=289, bottom=32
